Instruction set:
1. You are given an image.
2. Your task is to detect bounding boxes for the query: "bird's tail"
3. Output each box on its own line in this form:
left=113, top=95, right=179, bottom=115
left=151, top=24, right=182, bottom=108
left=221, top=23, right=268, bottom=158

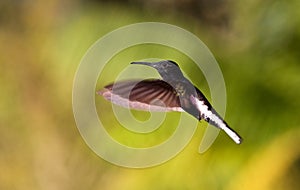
left=218, top=121, right=242, bottom=144
left=208, top=110, right=242, bottom=144
left=190, top=95, right=242, bottom=144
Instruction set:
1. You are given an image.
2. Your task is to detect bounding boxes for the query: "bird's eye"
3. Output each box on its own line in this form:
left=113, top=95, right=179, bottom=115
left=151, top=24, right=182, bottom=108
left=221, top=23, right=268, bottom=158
left=160, top=62, right=167, bottom=68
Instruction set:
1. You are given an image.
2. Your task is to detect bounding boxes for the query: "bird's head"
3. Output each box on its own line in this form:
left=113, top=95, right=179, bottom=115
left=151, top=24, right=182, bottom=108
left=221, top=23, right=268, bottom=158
left=131, top=60, right=183, bottom=81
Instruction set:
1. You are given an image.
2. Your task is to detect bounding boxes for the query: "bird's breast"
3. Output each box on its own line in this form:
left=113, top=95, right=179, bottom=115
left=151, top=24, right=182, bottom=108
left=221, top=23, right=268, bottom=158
left=174, top=83, right=186, bottom=96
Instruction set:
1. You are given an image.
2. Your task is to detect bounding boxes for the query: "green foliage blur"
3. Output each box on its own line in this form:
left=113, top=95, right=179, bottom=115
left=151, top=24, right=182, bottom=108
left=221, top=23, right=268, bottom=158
left=1, top=0, right=300, bottom=189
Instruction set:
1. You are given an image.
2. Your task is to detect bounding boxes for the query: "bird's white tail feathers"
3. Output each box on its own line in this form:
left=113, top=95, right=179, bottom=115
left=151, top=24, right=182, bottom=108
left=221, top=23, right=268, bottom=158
left=218, top=123, right=242, bottom=144
left=193, top=96, right=242, bottom=144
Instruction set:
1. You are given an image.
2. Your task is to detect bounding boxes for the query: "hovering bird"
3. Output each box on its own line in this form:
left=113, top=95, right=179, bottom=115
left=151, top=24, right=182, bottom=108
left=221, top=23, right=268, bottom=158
left=97, top=60, right=242, bottom=144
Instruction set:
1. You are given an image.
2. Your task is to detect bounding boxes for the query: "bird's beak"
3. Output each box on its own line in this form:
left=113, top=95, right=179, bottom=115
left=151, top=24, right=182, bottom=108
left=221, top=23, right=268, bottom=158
left=131, top=61, right=154, bottom=67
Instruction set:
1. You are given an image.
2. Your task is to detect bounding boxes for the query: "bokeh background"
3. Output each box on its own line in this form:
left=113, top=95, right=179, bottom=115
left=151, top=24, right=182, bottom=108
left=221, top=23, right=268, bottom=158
left=1, top=0, right=300, bottom=189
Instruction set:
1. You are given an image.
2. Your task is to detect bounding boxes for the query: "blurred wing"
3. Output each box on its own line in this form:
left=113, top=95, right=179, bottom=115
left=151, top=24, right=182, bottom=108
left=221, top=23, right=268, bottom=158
left=97, top=79, right=184, bottom=112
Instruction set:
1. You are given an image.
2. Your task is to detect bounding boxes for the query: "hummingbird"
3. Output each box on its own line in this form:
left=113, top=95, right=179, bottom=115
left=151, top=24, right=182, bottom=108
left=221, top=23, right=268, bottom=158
left=97, top=60, right=242, bottom=144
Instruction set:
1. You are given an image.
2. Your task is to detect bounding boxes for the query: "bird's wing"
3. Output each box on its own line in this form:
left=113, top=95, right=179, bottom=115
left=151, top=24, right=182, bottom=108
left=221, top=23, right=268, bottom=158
left=97, top=79, right=184, bottom=112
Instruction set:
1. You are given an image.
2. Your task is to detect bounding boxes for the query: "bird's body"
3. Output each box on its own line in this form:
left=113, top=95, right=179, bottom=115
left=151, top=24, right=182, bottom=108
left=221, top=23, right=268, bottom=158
left=98, top=60, right=242, bottom=144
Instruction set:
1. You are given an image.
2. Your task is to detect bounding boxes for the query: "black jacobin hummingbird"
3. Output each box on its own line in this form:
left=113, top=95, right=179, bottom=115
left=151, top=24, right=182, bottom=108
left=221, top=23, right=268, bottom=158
left=98, top=60, right=242, bottom=144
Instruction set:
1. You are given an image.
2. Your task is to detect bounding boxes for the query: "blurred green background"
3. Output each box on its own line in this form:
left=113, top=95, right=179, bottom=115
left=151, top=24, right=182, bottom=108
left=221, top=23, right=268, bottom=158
left=1, top=0, right=300, bottom=189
